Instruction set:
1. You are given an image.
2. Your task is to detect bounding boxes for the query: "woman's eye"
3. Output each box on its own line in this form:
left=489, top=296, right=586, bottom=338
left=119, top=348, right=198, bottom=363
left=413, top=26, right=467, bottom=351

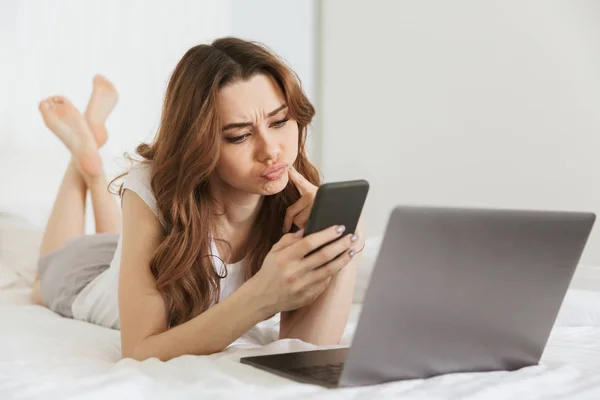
left=226, top=134, right=250, bottom=144
left=271, top=118, right=289, bottom=129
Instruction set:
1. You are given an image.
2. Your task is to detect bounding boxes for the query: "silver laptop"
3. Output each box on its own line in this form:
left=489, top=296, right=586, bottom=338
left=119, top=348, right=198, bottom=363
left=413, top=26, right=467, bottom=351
left=241, top=206, right=595, bottom=388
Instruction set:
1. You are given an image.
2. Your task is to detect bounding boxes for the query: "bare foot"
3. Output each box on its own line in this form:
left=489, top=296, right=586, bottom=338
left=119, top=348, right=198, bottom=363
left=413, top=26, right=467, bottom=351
left=84, top=74, right=118, bottom=148
left=39, top=95, right=102, bottom=179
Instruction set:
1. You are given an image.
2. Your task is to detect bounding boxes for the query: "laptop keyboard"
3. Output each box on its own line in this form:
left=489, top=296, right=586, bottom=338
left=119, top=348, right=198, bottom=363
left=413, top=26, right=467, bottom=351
left=289, top=362, right=345, bottom=385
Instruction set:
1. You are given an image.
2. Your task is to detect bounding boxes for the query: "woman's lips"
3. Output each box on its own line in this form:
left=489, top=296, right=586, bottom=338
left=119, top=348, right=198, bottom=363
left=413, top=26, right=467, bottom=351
left=261, top=164, right=287, bottom=181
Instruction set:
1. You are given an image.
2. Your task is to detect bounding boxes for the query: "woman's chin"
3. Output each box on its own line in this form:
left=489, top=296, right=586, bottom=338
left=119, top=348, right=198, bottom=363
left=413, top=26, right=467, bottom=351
left=259, top=176, right=289, bottom=195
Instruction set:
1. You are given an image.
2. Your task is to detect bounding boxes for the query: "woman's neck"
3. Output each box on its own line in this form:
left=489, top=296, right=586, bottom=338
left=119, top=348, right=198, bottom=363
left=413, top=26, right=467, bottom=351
left=209, top=179, right=264, bottom=262
left=215, top=194, right=263, bottom=231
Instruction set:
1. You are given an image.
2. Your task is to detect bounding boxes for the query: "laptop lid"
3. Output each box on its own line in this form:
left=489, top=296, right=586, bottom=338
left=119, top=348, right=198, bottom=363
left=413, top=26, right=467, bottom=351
left=339, top=206, right=595, bottom=387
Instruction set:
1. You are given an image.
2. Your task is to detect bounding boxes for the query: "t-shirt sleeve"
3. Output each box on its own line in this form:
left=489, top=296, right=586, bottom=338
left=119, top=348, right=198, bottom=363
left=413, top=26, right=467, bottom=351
left=121, top=163, right=165, bottom=229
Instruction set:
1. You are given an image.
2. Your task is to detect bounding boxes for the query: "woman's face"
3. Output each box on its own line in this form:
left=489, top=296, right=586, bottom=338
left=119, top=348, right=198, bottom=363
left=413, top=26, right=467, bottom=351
left=214, top=74, right=299, bottom=196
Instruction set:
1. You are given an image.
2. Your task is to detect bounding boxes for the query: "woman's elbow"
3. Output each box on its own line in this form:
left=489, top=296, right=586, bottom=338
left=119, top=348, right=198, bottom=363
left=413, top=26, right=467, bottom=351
left=122, top=343, right=151, bottom=362
left=122, top=339, right=169, bottom=362
left=124, top=340, right=222, bottom=361
left=282, top=331, right=343, bottom=346
left=125, top=345, right=171, bottom=362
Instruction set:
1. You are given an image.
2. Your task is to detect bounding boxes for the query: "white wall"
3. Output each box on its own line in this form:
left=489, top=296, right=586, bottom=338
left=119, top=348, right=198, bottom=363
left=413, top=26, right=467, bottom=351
left=230, top=0, right=318, bottom=156
left=0, top=0, right=318, bottom=232
left=320, top=0, right=600, bottom=263
left=0, top=0, right=231, bottom=229
left=231, top=0, right=316, bottom=101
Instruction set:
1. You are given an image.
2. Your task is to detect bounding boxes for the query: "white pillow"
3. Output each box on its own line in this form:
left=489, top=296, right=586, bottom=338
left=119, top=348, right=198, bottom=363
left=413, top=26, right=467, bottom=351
left=555, top=264, right=600, bottom=326
left=0, top=260, right=21, bottom=289
left=555, top=289, right=600, bottom=327
left=569, top=264, right=600, bottom=292
left=0, top=212, right=44, bottom=287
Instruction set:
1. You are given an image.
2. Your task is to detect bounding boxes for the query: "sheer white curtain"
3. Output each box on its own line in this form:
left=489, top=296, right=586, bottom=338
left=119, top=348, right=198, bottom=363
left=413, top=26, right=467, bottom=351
left=0, top=0, right=231, bottom=227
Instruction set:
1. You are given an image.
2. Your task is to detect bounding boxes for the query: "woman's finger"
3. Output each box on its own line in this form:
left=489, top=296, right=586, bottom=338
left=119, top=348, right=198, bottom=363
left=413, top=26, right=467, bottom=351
left=292, top=207, right=312, bottom=231
left=304, top=249, right=354, bottom=286
left=283, top=195, right=311, bottom=233
left=288, top=224, right=347, bottom=259
left=271, top=230, right=304, bottom=252
left=288, top=166, right=316, bottom=195
left=301, top=233, right=356, bottom=271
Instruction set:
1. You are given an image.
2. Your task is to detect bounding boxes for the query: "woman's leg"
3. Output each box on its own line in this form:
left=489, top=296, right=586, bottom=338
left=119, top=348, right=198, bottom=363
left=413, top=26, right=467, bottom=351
left=84, top=74, right=118, bottom=149
left=33, top=168, right=119, bottom=306
left=32, top=157, right=87, bottom=306
left=39, top=160, right=88, bottom=258
left=33, top=77, right=120, bottom=305
left=37, top=93, right=102, bottom=257
left=33, top=95, right=100, bottom=305
left=87, top=173, right=121, bottom=234
left=84, top=75, right=121, bottom=234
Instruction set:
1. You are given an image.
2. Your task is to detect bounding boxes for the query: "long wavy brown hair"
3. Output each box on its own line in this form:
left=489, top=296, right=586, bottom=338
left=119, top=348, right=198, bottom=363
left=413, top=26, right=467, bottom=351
left=111, top=37, right=320, bottom=327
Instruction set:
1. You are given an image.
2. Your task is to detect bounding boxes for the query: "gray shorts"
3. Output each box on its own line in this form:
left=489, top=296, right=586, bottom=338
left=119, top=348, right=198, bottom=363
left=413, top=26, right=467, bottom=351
left=38, top=233, right=119, bottom=318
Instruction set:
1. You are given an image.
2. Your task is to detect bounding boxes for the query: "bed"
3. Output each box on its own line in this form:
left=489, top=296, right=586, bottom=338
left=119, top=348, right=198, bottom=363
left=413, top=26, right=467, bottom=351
left=2, top=214, right=600, bottom=399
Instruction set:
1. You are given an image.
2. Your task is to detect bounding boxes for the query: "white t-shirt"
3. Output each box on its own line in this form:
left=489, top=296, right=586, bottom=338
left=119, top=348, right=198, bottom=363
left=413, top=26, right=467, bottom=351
left=71, top=163, right=246, bottom=329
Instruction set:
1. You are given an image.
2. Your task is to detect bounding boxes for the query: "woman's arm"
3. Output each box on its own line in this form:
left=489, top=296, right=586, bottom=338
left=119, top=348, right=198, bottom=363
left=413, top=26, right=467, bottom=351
left=131, top=280, right=271, bottom=361
left=119, top=190, right=272, bottom=361
left=279, top=233, right=363, bottom=345
left=280, top=167, right=364, bottom=345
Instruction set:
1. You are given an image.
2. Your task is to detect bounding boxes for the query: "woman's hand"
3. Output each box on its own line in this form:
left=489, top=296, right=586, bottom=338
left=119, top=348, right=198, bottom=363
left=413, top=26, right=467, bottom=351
left=283, top=166, right=318, bottom=233
left=251, top=225, right=360, bottom=314
left=283, top=166, right=365, bottom=247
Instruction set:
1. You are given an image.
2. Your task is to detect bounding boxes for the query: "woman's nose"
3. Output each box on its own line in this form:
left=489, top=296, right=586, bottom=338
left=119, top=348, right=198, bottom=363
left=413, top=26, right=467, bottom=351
left=257, top=132, right=281, bottom=161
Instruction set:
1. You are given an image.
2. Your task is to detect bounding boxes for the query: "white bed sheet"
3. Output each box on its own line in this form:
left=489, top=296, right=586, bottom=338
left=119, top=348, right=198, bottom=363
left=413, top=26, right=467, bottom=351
left=2, top=267, right=600, bottom=399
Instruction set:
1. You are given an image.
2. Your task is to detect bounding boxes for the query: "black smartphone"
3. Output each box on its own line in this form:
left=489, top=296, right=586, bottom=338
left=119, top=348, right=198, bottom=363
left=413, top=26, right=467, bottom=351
left=303, top=179, right=370, bottom=256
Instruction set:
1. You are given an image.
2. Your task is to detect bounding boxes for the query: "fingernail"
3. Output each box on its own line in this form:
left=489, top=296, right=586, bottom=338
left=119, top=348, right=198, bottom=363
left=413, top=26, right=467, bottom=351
left=350, top=234, right=358, bottom=243
left=336, top=225, right=346, bottom=234
left=349, top=249, right=356, bottom=257
left=294, top=229, right=304, bottom=237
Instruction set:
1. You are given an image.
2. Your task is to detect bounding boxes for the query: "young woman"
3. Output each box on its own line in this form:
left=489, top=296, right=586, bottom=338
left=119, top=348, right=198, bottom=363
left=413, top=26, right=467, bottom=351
left=32, top=37, right=364, bottom=361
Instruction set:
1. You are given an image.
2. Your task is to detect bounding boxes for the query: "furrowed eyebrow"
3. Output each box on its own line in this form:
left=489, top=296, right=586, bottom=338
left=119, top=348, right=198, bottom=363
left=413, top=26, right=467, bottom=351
left=222, top=104, right=288, bottom=131
left=266, top=104, right=287, bottom=118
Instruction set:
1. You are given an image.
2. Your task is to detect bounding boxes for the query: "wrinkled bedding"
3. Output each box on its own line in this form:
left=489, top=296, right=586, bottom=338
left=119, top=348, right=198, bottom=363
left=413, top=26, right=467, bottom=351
left=2, top=276, right=600, bottom=399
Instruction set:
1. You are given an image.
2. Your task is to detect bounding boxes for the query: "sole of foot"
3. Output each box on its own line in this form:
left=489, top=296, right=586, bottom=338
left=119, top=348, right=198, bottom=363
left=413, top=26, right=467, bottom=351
left=39, top=96, right=103, bottom=179
left=84, top=74, right=119, bottom=148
